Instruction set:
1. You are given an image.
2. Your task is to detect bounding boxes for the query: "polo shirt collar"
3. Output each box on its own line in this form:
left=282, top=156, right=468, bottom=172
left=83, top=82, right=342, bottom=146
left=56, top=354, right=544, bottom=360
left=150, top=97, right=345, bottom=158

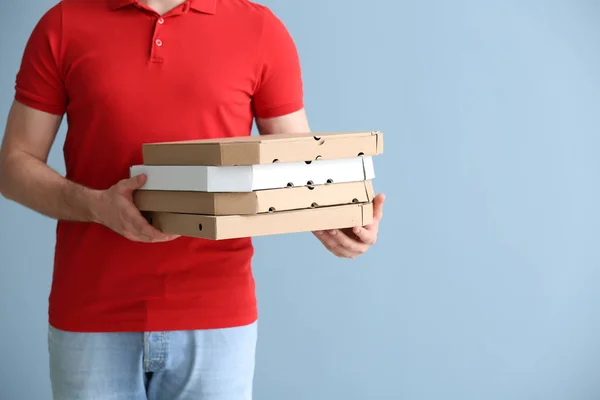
left=108, top=0, right=216, bottom=14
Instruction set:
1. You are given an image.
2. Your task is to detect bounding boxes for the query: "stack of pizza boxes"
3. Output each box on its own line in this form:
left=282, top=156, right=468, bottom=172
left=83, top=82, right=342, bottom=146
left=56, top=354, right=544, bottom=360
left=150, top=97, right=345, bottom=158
left=130, top=131, right=383, bottom=240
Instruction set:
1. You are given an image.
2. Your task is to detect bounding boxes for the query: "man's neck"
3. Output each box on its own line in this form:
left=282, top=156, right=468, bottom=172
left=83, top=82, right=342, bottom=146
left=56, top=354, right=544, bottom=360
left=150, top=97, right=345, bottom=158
left=139, top=0, right=187, bottom=15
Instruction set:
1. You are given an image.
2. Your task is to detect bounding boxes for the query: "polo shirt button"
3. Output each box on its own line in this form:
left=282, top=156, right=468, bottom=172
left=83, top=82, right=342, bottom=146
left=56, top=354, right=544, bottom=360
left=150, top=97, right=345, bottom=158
left=158, top=18, right=164, bottom=24
left=155, top=39, right=163, bottom=47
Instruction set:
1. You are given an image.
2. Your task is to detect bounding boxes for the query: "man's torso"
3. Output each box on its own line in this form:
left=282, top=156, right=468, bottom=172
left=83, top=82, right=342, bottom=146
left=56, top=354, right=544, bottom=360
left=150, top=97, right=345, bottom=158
left=15, top=0, right=302, bottom=332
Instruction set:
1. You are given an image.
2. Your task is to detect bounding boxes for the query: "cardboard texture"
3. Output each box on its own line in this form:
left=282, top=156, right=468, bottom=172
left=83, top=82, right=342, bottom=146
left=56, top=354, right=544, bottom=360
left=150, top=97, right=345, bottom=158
left=132, top=130, right=383, bottom=240
left=133, top=180, right=375, bottom=215
left=131, top=156, right=375, bottom=192
left=142, top=131, right=383, bottom=166
left=145, top=202, right=374, bottom=240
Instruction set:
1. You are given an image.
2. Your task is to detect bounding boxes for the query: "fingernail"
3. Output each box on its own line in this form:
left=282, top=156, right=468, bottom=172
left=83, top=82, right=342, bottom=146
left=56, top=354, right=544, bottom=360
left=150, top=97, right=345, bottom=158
left=328, top=230, right=337, bottom=236
left=353, top=227, right=361, bottom=234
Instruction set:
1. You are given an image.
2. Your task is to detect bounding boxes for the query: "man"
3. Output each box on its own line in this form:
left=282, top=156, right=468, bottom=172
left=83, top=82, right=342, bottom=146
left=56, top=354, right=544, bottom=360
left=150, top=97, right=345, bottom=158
left=0, top=0, right=384, bottom=399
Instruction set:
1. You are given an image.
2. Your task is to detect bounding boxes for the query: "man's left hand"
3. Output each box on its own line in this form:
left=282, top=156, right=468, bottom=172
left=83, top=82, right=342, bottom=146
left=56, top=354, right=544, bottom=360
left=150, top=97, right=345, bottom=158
left=313, top=193, right=385, bottom=258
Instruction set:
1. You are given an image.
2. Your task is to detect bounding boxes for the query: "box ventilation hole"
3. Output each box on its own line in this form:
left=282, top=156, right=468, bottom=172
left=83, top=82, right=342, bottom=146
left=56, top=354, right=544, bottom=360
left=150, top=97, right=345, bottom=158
left=286, top=182, right=294, bottom=187
left=313, top=136, right=325, bottom=146
left=272, top=159, right=279, bottom=163
left=358, top=152, right=365, bottom=156
left=305, top=160, right=312, bottom=164
left=268, top=207, right=276, bottom=212
left=326, top=179, right=334, bottom=184
left=352, top=198, right=359, bottom=203
left=315, top=155, right=322, bottom=160
left=311, top=202, right=319, bottom=208
left=198, top=223, right=203, bottom=232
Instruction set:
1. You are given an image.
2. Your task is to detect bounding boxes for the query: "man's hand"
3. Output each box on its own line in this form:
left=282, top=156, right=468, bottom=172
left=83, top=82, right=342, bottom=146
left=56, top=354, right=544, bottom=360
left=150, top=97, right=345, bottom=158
left=0, top=101, right=176, bottom=244
left=93, top=174, right=179, bottom=243
left=313, top=193, right=385, bottom=258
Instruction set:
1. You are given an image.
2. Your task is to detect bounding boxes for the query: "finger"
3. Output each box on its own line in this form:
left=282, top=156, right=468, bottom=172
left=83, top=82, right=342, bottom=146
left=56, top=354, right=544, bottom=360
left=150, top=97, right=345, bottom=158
left=360, top=218, right=379, bottom=233
left=314, top=231, right=356, bottom=258
left=361, top=194, right=385, bottom=230
left=351, top=226, right=377, bottom=245
left=372, top=193, right=385, bottom=222
left=329, top=229, right=369, bottom=253
left=325, top=230, right=369, bottom=256
left=119, top=174, right=148, bottom=192
left=129, top=212, right=177, bottom=242
left=122, top=220, right=153, bottom=243
left=125, top=216, right=156, bottom=242
left=323, top=241, right=356, bottom=258
left=122, top=201, right=179, bottom=241
left=143, top=221, right=179, bottom=242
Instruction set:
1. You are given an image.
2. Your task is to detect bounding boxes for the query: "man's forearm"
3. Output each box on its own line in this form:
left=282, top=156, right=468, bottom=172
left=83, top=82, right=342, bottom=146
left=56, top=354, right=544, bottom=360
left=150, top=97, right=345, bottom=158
left=0, top=151, right=101, bottom=223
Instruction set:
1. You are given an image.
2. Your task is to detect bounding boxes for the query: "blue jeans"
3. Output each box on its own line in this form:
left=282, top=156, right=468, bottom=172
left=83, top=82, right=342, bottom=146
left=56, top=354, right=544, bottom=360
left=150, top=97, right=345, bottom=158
left=48, top=321, right=258, bottom=400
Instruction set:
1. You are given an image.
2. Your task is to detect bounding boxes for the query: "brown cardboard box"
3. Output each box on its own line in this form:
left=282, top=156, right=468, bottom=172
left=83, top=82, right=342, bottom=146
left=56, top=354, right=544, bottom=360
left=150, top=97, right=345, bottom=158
left=145, top=202, right=373, bottom=240
left=142, top=131, right=383, bottom=166
left=134, top=181, right=375, bottom=215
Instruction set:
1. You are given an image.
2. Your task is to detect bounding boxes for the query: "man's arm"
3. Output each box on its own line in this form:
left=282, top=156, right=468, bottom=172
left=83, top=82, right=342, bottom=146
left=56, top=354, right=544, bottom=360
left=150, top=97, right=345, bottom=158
left=0, top=101, right=176, bottom=243
left=251, top=8, right=384, bottom=258
left=2, top=5, right=174, bottom=243
left=256, top=108, right=310, bottom=135
left=0, top=100, right=98, bottom=222
left=256, top=109, right=384, bottom=258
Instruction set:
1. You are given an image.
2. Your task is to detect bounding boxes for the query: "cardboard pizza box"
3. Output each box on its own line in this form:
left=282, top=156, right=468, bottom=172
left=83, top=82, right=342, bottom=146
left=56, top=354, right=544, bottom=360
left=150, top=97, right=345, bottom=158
left=144, top=202, right=374, bottom=240
left=133, top=180, right=375, bottom=215
left=141, top=131, right=383, bottom=166
left=130, top=156, right=375, bottom=193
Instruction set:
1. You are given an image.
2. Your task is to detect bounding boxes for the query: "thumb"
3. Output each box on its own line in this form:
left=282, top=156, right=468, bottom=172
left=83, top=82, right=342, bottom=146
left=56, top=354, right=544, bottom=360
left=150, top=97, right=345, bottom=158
left=120, top=173, right=147, bottom=191
left=373, top=193, right=385, bottom=222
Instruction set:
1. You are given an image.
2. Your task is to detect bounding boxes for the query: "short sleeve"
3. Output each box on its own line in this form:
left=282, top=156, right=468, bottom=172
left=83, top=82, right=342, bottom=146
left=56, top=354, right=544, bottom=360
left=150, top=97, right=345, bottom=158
left=252, top=8, right=304, bottom=119
left=15, top=4, right=67, bottom=116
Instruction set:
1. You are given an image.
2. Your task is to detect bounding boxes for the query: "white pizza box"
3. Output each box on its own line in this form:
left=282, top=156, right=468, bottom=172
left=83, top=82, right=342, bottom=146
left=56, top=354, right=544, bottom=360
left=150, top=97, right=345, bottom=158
left=130, top=156, right=375, bottom=193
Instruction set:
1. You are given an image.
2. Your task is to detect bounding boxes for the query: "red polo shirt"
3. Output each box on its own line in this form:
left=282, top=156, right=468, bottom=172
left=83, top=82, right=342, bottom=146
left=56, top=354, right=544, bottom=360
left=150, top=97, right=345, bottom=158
left=14, top=0, right=304, bottom=332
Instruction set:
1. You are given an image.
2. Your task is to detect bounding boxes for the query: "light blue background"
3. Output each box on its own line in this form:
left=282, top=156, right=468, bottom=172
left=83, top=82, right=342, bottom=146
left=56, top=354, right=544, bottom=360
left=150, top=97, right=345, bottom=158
left=1, top=1, right=599, bottom=399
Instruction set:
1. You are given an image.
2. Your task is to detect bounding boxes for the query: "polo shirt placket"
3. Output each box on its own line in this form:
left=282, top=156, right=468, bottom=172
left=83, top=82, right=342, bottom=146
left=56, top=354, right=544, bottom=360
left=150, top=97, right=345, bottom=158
left=151, top=15, right=165, bottom=64
left=122, top=1, right=194, bottom=64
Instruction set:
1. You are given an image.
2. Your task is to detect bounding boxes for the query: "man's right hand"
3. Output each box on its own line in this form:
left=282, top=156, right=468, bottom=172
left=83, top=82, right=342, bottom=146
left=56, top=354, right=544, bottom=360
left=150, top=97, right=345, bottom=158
left=0, top=101, right=178, bottom=243
left=92, top=173, right=180, bottom=243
